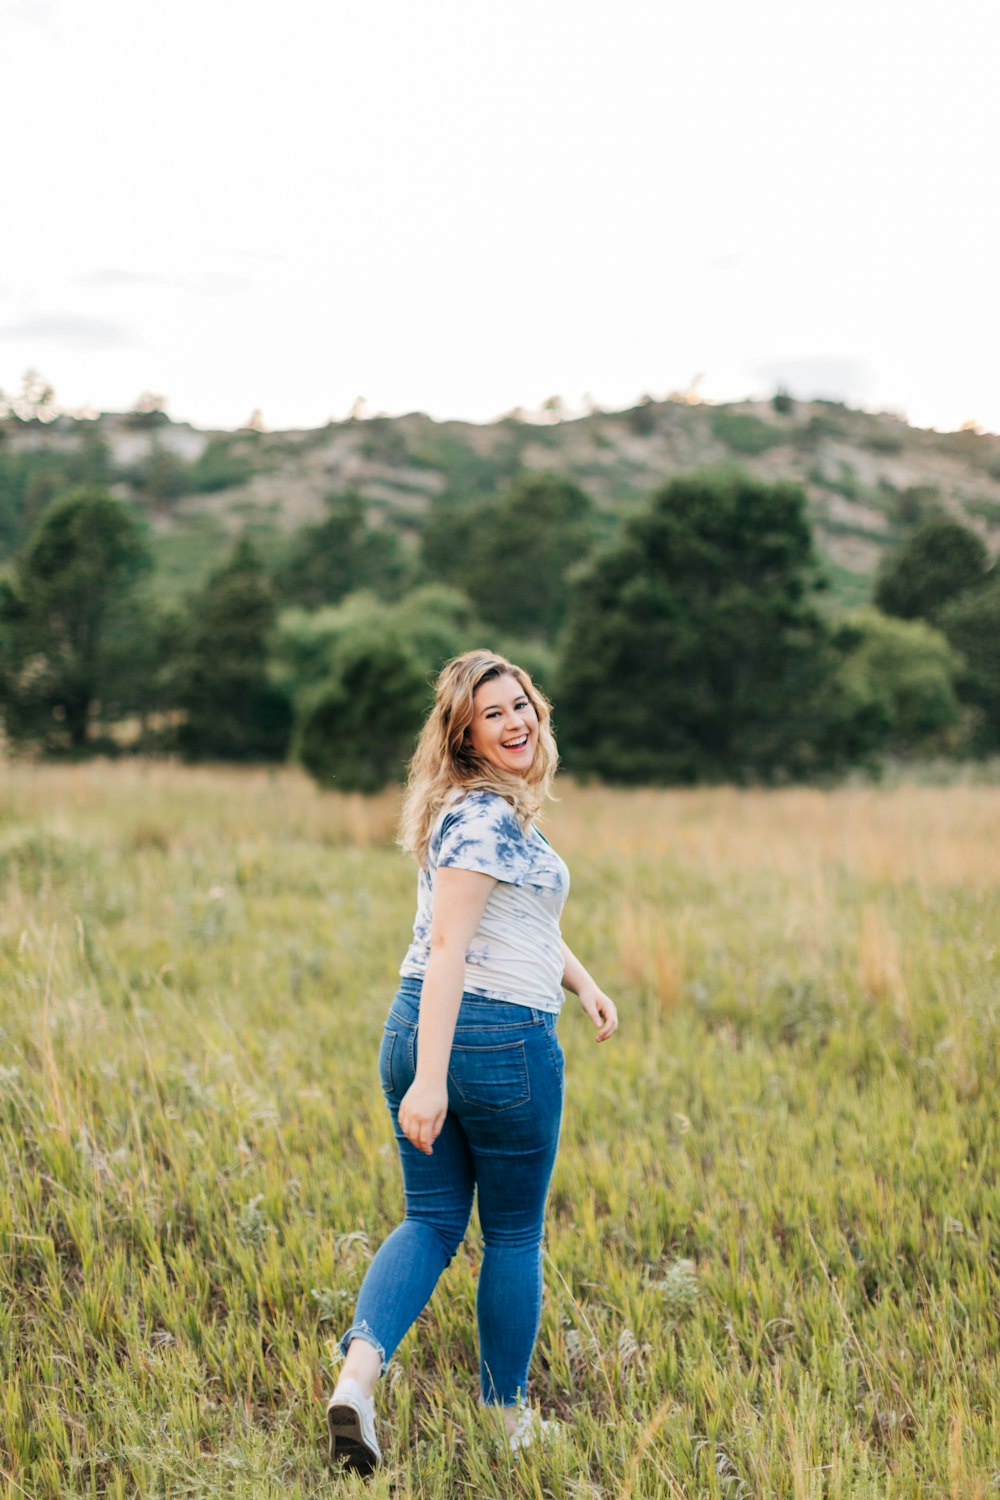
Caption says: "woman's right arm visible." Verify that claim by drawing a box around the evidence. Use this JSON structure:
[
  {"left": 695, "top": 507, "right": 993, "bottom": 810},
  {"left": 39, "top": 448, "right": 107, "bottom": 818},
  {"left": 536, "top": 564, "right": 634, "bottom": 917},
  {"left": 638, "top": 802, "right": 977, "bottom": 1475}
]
[{"left": 397, "top": 866, "right": 496, "bottom": 1155}]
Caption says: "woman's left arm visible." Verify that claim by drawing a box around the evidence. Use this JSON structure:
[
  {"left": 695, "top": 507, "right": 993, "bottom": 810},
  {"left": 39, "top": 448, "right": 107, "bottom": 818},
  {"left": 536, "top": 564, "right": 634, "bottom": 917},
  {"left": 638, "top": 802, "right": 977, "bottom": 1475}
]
[{"left": 560, "top": 937, "right": 619, "bottom": 1042}]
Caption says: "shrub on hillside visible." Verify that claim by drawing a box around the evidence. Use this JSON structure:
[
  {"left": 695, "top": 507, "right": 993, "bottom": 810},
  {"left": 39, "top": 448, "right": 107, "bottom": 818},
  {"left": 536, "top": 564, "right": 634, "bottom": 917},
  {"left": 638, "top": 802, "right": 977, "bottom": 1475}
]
[
  {"left": 709, "top": 411, "right": 785, "bottom": 455},
  {"left": 889, "top": 485, "right": 944, "bottom": 530},
  {"left": 188, "top": 440, "right": 253, "bottom": 494},
  {"left": 875, "top": 516, "right": 990, "bottom": 622},
  {"left": 137, "top": 444, "right": 189, "bottom": 505}
]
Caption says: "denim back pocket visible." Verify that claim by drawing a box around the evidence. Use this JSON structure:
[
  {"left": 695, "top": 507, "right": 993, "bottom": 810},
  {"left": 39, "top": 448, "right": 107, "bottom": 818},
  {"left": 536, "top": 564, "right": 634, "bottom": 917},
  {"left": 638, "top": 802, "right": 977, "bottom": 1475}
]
[
  {"left": 448, "top": 1039, "right": 530, "bottom": 1113},
  {"left": 379, "top": 1027, "right": 398, "bottom": 1097}
]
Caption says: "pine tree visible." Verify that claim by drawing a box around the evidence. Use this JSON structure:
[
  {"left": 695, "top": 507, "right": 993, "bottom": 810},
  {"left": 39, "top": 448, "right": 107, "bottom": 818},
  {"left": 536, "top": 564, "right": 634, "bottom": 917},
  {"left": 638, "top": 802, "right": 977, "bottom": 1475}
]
[
  {"left": 175, "top": 538, "right": 291, "bottom": 760},
  {"left": 0, "top": 487, "right": 149, "bottom": 750},
  {"left": 556, "top": 472, "right": 862, "bottom": 783}
]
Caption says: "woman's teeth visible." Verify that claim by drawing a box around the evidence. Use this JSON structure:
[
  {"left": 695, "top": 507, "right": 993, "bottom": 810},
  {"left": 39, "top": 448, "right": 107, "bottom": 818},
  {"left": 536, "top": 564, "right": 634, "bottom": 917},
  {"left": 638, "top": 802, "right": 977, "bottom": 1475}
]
[{"left": 503, "top": 735, "right": 528, "bottom": 749}]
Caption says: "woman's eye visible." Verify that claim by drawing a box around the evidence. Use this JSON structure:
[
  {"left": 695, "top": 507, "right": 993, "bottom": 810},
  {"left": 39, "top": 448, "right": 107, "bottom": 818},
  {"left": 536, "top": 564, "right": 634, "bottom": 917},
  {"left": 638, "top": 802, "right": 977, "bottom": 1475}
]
[{"left": 486, "top": 701, "right": 529, "bottom": 719}]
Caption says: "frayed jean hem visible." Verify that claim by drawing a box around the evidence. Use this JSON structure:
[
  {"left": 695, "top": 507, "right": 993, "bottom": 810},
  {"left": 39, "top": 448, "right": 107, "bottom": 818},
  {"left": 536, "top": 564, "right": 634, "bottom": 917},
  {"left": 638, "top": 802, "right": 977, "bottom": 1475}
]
[{"left": 338, "top": 1320, "right": 388, "bottom": 1377}]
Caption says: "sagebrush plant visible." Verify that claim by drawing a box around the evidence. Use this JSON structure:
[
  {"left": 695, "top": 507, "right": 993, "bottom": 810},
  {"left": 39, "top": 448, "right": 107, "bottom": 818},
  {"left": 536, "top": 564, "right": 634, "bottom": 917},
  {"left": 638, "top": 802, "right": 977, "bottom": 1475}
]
[{"left": 0, "top": 763, "right": 997, "bottom": 1498}]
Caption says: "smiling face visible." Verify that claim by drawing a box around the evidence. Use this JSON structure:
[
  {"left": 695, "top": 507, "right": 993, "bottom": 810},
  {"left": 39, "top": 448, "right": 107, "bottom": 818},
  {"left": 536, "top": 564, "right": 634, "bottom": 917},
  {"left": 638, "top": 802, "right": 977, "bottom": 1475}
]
[{"left": 466, "top": 671, "right": 540, "bottom": 776}]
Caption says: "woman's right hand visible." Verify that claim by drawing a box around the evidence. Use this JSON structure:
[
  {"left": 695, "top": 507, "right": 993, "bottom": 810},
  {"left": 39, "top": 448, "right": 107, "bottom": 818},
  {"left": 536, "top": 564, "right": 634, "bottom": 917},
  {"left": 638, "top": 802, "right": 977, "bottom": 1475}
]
[{"left": 398, "top": 1077, "right": 449, "bottom": 1155}]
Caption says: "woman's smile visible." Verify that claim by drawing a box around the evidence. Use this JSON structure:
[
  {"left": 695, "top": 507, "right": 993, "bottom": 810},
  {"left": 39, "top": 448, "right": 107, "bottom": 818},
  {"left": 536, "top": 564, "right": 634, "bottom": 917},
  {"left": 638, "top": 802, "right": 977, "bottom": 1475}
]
[{"left": 467, "top": 673, "right": 539, "bottom": 774}]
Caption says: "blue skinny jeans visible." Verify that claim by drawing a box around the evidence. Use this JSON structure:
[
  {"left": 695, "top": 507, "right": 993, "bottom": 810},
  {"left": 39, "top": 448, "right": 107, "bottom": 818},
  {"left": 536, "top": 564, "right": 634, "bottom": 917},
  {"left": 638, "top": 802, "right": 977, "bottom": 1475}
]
[{"left": 339, "top": 976, "right": 565, "bottom": 1405}]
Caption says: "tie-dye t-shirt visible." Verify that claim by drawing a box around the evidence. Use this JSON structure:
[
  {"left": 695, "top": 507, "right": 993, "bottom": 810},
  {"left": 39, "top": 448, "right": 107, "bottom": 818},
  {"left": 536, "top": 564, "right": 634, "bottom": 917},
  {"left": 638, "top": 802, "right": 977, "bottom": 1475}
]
[{"left": 399, "top": 789, "right": 571, "bottom": 1012}]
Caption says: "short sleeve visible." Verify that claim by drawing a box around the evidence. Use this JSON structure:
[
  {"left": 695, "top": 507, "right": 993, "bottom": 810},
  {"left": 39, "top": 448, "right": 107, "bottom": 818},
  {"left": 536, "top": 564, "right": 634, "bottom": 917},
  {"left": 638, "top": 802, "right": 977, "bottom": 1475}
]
[{"left": 436, "top": 792, "right": 532, "bottom": 885}]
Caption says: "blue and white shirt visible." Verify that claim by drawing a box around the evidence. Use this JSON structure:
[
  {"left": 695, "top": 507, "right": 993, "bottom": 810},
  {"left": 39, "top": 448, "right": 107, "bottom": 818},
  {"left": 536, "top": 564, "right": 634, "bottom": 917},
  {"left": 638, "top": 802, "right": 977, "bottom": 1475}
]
[{"left": 399, "top": 789, "right": 571, "bottom": 1012}]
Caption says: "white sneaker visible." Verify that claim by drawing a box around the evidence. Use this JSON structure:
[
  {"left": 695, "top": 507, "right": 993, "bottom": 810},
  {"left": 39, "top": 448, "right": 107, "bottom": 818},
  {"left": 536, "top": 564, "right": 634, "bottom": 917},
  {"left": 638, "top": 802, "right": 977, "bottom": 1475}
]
[
  {"left": 508, "top": 1404, "right": 559, "bottom": 1455},
  {"left": 326, "top": 1377, "right": 382, "bottom": 1474}
]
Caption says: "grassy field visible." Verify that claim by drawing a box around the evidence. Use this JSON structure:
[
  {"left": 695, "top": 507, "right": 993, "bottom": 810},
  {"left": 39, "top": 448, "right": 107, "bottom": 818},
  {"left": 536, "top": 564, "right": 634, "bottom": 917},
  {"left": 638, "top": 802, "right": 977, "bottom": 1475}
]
[{"left": 0, "top": 764, "right": 998, "bottom": 1498}]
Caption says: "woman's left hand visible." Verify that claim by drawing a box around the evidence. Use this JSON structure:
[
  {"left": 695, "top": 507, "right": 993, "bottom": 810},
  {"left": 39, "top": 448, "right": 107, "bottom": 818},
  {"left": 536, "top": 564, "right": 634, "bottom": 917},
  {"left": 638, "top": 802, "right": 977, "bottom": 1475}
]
[{"left": 578, "top": 986, "right": 618, "bottom": 1042}]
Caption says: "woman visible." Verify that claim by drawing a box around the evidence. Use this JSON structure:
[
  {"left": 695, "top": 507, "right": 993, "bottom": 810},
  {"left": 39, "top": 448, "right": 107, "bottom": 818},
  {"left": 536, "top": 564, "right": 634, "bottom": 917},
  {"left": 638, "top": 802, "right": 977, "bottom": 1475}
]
[{"left": 326, "top": 650, "right": 618, "bottom": 1472}]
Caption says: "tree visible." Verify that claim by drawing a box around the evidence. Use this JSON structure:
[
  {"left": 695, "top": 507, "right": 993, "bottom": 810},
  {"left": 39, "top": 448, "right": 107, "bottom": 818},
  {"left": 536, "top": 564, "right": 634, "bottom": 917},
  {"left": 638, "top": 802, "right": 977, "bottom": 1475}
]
[
  {"left": 938, "top": 579, "right": 1000, "bottom": 752},
  {"left": 833, "top": 609, "right": 963, "bottom": 755},
  {"left": 422, "top": 473, "right": 595, "bottom": 643},
  {"left": 555, "top": 471, "right": 863, "bottom": 783},
  {"left": 139, "top": 443, "right": 189, "bottom": 507},
  {"left": 174, "top": 537, "right": 292, "bottom": 760},
  {"left": 874, "top": 516, "right": 990, "bottom": 622},
  {"left": 273, "top": 585, "right": 479, "bottom": 700},
  {"left": 0, "top": 487, "right": 150, "bottom": 751},
  {"left": 294, "top": 630, "right": 429, "bottom": 792},
  {"left": 274, "top": 492, "right": 408, "bottom": 609},
  {"left": 66, "top": 423, "right": 111, "bottom": 488},
  {"left": 125, "top": 392, "right": 170, "bottom": 429}
]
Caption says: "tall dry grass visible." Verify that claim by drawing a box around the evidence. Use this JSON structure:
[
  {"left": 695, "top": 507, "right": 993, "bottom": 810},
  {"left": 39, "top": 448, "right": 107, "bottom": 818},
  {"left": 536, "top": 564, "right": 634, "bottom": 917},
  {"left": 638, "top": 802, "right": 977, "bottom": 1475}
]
[{"left": 0, "top": 762, "right": 997, "bottom": 1497}]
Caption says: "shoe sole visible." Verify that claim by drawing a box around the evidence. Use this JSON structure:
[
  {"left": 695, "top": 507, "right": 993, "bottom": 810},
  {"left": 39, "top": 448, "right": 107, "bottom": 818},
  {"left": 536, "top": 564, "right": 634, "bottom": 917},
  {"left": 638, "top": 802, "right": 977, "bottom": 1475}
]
[{"left": 327, "top": 1401, "right": 381, "bottom": 1475}]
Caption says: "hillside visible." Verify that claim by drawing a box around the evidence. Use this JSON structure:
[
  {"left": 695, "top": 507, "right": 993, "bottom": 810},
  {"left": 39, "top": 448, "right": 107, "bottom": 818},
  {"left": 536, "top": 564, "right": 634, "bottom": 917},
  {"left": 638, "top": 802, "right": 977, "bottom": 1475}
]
[{"left": 4, "top": 395, "right": 1000, "bottom": 610}]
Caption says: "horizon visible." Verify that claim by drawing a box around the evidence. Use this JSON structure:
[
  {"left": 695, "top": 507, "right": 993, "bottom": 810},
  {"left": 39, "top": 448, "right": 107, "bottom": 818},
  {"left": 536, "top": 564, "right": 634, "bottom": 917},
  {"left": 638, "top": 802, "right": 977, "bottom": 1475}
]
[{"left": 6, "top": 387, "right": 995, "bottom": 443}]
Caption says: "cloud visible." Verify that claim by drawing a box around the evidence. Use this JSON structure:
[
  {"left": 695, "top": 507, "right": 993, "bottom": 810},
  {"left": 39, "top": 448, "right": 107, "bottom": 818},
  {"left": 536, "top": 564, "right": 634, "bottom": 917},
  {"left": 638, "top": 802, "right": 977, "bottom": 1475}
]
[
  {"left": 8, "top": 0, "right": 55, "bottom": 32},
  {"left": 0, "top": 314, "right": 135, "bottom": 349},
  {"left": 78, "top": 267, "right": 245, "bottom": 295},
  {"left": 80, "top": 268, "right": 169, "bottom": 288},
  {"left": 752, "top": 357, "right": 873, "bottom": 404}
]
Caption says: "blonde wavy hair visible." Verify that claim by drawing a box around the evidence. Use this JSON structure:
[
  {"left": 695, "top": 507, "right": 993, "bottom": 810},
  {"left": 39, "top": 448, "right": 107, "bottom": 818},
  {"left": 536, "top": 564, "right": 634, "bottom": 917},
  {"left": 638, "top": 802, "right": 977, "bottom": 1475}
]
[{"left": 399, "top": 650, "right": 559, "bottom": 867}]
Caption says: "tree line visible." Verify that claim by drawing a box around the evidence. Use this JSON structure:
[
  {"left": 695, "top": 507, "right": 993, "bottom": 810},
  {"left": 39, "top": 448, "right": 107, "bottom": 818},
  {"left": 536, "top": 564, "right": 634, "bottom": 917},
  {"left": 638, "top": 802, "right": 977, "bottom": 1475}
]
[{"left": 0, "top": 472, "right": 997, "bottom": 788}]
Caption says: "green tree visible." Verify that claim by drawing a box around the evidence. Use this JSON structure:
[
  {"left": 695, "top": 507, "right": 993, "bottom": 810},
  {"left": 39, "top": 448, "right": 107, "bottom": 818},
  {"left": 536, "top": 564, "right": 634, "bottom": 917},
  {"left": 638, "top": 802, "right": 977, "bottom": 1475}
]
[
  {"left": 555, "top": 471, "right": 864, "bottom": 783},
  {"left": 834, "top": 609, "right": 963, "bottom": 755},
  {"left": 284, "top": 583, "right": 557, "bottom": 792},
  {"left": 275, "top": 583, "right": 554, "bottom": 760},
  {"left": 274, "top": 492, "right": 408, "bottom": 608},
  {"left": 66, "top": 423, "right": 112, "bottom": 488},
  {"left": 273, "top": 585, "right": 479, "bottom": 701},
  {"left": 938, "top": 579, "right": 1000, "bottom": 752},
  {"left": 0, "top": 426, "right": 109, "bottom": 557},
  {"left": 294, "top": 630, "right": 429, "bottom": 792},
  {"left": 874, "top": 516, "right": 990, "bottom": 622},
  {"left": 889, "top": 484, "right": 943, "bottom": 529},
  {"left": 175, "top": 538, "right": 292, "bottom": 761},
  {"left": 422, "top": 473, "right": 595, "bottom": 642},
  {"left": 187, "top": 438, "right": 251, "bottom": 494},
  {"left": 139, "top": 443, "right": 189, "bottom": 507},
  {"left": 0, "top": 488, "right": 151, "bottom": 751}
]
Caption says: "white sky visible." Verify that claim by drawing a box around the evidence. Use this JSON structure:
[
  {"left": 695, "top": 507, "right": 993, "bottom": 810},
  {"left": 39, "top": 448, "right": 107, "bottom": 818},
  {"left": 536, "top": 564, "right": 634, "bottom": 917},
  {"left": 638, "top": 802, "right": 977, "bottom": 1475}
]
[{"left": 3, "top": 0, "right": 999, "bottom": 434}]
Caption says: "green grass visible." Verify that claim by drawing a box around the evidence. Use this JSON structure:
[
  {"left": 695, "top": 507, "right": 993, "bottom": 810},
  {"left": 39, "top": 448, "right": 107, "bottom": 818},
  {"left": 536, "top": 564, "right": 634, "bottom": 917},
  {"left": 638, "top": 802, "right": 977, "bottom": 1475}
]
[{"left": 0, "top": 767, "right": 998, "bottom": 1497}]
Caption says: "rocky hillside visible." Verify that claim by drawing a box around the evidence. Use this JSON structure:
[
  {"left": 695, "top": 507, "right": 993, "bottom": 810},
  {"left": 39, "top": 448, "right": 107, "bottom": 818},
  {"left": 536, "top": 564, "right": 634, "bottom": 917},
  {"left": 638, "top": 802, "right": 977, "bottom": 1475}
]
[{"left": 4, "top": 395, "right": 1000, "bottom": 609}]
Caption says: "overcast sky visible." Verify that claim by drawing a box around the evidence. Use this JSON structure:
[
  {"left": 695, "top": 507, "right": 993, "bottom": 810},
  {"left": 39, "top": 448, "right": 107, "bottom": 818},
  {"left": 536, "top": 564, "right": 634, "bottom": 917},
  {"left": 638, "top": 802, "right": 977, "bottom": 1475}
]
[{"left": 3, "top": 0, "right": 998, "bottom": 433}]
